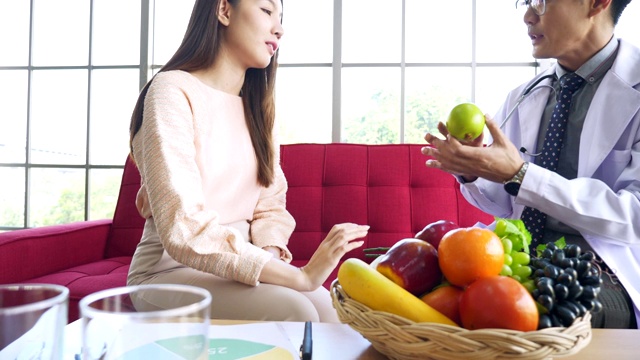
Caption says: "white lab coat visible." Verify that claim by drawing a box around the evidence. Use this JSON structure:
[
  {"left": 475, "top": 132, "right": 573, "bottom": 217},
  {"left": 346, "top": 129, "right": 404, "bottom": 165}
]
[{"left": 461, "top": 39, "right": 640, "bottom": 326}]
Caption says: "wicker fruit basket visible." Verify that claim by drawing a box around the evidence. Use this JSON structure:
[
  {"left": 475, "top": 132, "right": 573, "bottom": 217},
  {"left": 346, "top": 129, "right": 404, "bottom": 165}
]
[{"left": 330, "top": 280, "right": 592, "bottom": 360}]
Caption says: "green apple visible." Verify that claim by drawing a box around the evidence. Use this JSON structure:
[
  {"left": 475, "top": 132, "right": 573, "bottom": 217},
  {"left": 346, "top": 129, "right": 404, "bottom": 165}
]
[{"left": 446, "top": 103, "right": 485, "bottom": 141}]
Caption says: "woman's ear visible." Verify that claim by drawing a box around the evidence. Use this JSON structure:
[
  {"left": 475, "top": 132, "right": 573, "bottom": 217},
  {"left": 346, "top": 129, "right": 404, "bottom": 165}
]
[{"left": 217, "top": 0, "right": 232, "bottom": 26}]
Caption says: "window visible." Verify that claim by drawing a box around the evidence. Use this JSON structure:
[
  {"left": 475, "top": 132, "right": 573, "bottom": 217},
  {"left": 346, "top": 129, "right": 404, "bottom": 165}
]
[
  {"left": 0, "top": 0, "right": 142, "bottom": 229},
  {"left": 1, "top": 0, "right": 639, "bottom": 229},
  {"left": 275, "top": 0, "right": 539, "bottom": 145}
]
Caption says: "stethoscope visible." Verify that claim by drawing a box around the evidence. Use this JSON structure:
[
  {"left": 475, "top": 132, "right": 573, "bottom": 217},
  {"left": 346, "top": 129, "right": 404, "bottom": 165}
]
[{"left": 498, "top": 73, "right": 558, "bottom": 157}]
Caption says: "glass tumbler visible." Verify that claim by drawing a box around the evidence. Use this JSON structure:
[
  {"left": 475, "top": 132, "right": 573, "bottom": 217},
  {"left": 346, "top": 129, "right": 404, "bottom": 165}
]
[
  {"left": 80, "top": 284, "right": 211, "bottom": 360},
  {"left": 0, "top": 283, "right": 69, "bottom": 360}
]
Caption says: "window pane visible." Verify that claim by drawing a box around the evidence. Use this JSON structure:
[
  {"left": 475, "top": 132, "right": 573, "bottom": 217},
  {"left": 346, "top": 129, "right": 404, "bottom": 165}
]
[
  {"left": 32, "top": 0, "right": 89, "bottom": 66},
  {"left": 617, "top": 1, "right": 640, "bottom": 48},
  {"left": 475, "top": 66, "right": 538, "bottom": 118},
  {"left": 93, "top": 0, "right": 141, "bottom": 65},
  {"left": 404, "top": 67, "right": 471, "bottom": 143},
  {"left": 30, "top": 70, "right": 88, "bottom": 164},
  {"left": 476, "top": 2, "right": 534, "bottom": 62},
  {"left": 89, "top": 168, "right": 122, "bottom": 220},
  {"left": 30, "top": 168, "right": 85, "bottom": 227},
  {"left": 342, "top": 0, "right": 401, "bottom": 63},
  {"left": 0, "top": 1, "right": 30, "bottom": 66},
  {"left": 279, "top": 1, "right": 332, "bottom": 64},
  {"left": 152, "top": 0, "right": 196, "bottom": 66},
  {"left": 276, "top": 67, "right": 332, "bottom": 144},
  {"left": 405, "top": 0, "right": 472, "bottom": 63},
  {"left": 342, "top": 68, "right": 401, "bottom": 144},
  {"left": 90, "top": 69, "right": 139, "bottom": 165},
  {"left": 0, "top": 168, "right": 25, "bottom": 227},
  {"left": 0, "top": 70, "right": 28, "bottom": 163}
]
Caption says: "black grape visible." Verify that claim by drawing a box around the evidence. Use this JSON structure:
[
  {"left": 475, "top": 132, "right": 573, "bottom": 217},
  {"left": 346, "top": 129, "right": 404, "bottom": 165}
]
[{"left": 529, "top": 242, "right": 604, "bottom": 330}]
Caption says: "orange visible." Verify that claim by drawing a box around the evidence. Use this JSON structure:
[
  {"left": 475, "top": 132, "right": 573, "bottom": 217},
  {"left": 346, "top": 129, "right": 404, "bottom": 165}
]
[
  {"left": 420, "top": 284, "right": 464, "bottom": 326},
  {"left": 437, "top": 227, "right": 504, "bottom": 287},
  {"left": 459, "top": 276, "right": 539, "bottom": 331}
]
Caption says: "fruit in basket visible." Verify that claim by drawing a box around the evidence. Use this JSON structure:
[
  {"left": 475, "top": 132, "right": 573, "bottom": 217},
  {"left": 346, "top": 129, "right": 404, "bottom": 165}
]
[
  {"left": 420, "top": 284, "right": 464, "bottom": 326},
  {"left": 414, "top": 220, "right": 459, "bottom": 249},
  {"left": 446, "top": 103, "right": 485, "bottom": 141},
  {"left": 459, "top": 275, "right": 539, "bottom": 331},
  {"left": 529, "top": 242, "right": 603, "bottom": 329},
  {"left": 369, "top": 253, "right": 385, "bottom": 269},
  {"left": 375, "top": 238, "right": 442, "bottom": 296},
  {"left": 493, "top": 218, "right": 535, "bottom": 289},
  {"left": 337, "top": 258, "right": 458, "bottom": 326},
  {"left": 438, "top": 228, "right": 504, "bottom": 287}
]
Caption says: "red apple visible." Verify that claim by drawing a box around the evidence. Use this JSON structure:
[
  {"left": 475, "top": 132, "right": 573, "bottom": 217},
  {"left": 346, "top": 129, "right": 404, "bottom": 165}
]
[
  {"left": 420, "top": 284, "right": 464, "bottom": 326},
  {"left": 375, "top": 238, "right": 442, "bottom": 296},
  {"left": 415, "top": 220, "right": 459, "bottom": 249}
]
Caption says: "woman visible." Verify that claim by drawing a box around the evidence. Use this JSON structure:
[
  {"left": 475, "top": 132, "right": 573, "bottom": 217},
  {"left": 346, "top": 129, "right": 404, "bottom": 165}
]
[{"left": 126, "top": 0, "right": 368, "bottom": 322}]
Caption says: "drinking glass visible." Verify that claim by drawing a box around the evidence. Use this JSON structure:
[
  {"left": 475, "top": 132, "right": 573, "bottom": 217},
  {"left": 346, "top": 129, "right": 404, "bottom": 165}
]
[
  {"left": 0, "top": 283, "right": 69, "bottom": 360},
  {"left": 79, "top": 284, "right": 211, "bottom": 360}
]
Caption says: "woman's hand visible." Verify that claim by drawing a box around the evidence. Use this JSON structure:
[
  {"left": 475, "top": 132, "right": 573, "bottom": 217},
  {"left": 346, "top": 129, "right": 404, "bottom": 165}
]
[
  {"left": 300, "top": 223, "right": 369, "bottom": 290},
  {"left": 259, "top": 223, "right": 368, "bottom": 291}
]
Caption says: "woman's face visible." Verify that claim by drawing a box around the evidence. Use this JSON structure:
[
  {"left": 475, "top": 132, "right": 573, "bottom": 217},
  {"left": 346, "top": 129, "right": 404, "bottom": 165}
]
[{"left": 223, "top": 0, "right": 284, "bottom": 69}]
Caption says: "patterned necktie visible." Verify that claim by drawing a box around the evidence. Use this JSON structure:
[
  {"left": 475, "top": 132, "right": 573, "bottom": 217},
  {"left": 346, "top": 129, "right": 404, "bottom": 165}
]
[{"left": 521, "top": 72, "right": 585, "bottom": 247}]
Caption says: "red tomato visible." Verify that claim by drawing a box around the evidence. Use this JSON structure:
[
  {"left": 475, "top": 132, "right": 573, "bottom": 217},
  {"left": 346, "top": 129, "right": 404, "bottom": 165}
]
[{"left": 459, "top": 276, "right": 538, "bottom": 331}]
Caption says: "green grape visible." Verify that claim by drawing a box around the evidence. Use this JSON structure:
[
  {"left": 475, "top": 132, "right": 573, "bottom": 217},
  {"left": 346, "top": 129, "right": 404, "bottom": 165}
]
[
  {"left": 495, "top": 219, "right": 508, "bottom": 236},
  {"left": 511, "top": 274, "right": 522, "bottom": 282},
  {"left": 512, "top": 251, "right": 531, "bottom": 266},
  {"left": 500, "top": 264, "right": 513, "bottom": 276},
  {"left": 501, "top": 237, "right": 513, "bottom": 254},
  {"left": 503, "top": 253, "right": 513, "bottom": 266},
  {"left": 513, "top": 264, "right": 532, "bottom": 280},
  {"left": 522, "top": 279, "right": 535, "bottom": 293}
]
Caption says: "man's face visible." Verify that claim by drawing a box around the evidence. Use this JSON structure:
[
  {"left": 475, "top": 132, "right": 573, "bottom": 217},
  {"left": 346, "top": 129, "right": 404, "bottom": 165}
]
[{"left": 524, "top": 0, "right": 595, "bottom": 70}]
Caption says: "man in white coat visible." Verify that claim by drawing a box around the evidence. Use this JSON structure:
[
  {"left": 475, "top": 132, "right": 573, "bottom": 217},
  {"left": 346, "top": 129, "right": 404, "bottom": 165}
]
[{"left": 423, "top": 0, "right": 639, "bottom": 328}]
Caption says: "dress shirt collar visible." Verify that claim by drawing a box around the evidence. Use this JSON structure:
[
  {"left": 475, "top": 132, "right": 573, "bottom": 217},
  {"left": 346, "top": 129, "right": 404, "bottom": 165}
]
[{"left": 555, "top": 36, "right": 619, "bottom": 83}]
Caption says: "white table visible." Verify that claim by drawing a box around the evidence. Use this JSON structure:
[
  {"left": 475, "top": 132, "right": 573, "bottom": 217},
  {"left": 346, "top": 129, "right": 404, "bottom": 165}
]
[{"left": 64, "top": 319, "right": 640, "bottom": 359}]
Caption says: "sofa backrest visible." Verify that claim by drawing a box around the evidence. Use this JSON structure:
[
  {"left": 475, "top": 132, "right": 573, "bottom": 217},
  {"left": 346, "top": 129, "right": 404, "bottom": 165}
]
[
  {"left": 280, "top": 144, "right": 493, "bottom": 262},
  {"left": 105, "top": 144, "right": 493, "bottom": 261},
  {"left": 105, "top": 156, "right": 145, "bottom": 258}
]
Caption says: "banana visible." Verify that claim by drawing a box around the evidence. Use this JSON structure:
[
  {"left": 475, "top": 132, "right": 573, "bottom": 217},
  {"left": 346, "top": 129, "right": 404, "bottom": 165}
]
[{"left": 337, "top": 258, "right": 459, "bottom": 326}]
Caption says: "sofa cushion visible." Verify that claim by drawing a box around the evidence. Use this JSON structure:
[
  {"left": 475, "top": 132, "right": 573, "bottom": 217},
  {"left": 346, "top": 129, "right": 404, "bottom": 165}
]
[
  {"left": 24, "top": 256, "right": 131, "bottom": 323},
  {"left": 281, "top": 143, "right": 493, "bottom": 265}
]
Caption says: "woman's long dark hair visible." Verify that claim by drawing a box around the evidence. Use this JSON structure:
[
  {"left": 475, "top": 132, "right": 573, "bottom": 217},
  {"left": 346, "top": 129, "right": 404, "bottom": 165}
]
[{"left": 129, "top": 0, "right": 279, "bottom": 187}]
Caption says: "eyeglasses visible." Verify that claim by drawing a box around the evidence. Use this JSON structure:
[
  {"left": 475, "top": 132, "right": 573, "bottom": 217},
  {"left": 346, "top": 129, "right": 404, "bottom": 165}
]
[{"left": 515, "top": 0, "right": 546, "bottom": 16}]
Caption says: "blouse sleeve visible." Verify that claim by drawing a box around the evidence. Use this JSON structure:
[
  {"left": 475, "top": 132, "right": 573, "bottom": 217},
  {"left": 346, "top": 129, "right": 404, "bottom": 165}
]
[
  {"left": 132, "top": 72, "right": 271, "bottom": 286},
  {"left": 249, "top": 157, "right": 296, "bottom": 263}
]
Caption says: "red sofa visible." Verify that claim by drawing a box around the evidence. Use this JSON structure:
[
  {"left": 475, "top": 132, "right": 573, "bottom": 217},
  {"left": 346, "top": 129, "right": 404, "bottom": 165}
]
[{"left": 0, "top": 143, "right": 493, "bottom": 322}]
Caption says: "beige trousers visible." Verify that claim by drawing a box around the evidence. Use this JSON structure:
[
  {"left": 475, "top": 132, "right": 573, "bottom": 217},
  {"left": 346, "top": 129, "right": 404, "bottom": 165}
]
[{"left": 134, "top": 266, "right": 340, "bottom": 323}]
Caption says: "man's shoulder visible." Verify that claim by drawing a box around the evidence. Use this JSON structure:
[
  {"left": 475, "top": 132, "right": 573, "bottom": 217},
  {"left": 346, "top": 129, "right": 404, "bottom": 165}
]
[
  {"left": 618, "top": 38, "right": 640, "bottom": 52},
  {"left": 611, "top": 39, "right": 640, "bottom": 88}
]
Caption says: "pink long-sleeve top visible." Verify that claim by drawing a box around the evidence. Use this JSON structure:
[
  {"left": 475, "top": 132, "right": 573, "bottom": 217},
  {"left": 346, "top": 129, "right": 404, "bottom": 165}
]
[{"left": 128, "top": 70, "right": 295, "bottom": 286}]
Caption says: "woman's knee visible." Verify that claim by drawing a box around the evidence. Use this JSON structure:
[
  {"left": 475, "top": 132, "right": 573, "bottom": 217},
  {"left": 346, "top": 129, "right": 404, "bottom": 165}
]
[{"left": 261, "top": 289, "right": 321, "bottom": 322}]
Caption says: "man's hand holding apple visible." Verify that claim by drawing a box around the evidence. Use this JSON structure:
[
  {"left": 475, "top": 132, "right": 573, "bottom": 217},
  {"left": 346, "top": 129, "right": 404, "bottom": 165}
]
[{"left": 422, "top": 115, "right": 524, "bottom": 184}]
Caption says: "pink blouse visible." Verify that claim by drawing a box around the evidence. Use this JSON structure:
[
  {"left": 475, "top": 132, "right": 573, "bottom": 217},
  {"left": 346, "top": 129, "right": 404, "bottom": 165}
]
[{"left": 129, "top": 70, "right": 295, "bottom": 286}]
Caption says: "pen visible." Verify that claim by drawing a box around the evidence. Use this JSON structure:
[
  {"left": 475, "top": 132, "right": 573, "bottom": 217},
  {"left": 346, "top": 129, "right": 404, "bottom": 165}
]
[{"left": 299, "top": 321, "right": 312, "bottom": 360}]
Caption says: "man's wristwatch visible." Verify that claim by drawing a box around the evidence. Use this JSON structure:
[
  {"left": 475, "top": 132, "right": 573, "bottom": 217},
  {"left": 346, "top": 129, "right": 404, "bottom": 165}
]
[{"left": 503, "top": 162, "right": 529, "bottom": 196}]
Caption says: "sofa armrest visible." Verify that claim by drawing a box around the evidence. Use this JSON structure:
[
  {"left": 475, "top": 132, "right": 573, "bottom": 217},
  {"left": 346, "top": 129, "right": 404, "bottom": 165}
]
[{"left": 0, "top": 219, "right": 112, "bottom": 283}]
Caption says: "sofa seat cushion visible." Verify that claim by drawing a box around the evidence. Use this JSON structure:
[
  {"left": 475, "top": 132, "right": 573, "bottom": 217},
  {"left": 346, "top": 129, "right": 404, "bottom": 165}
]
[{"left": 24, "top": 256, "right": 131, "bottom": 322}]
